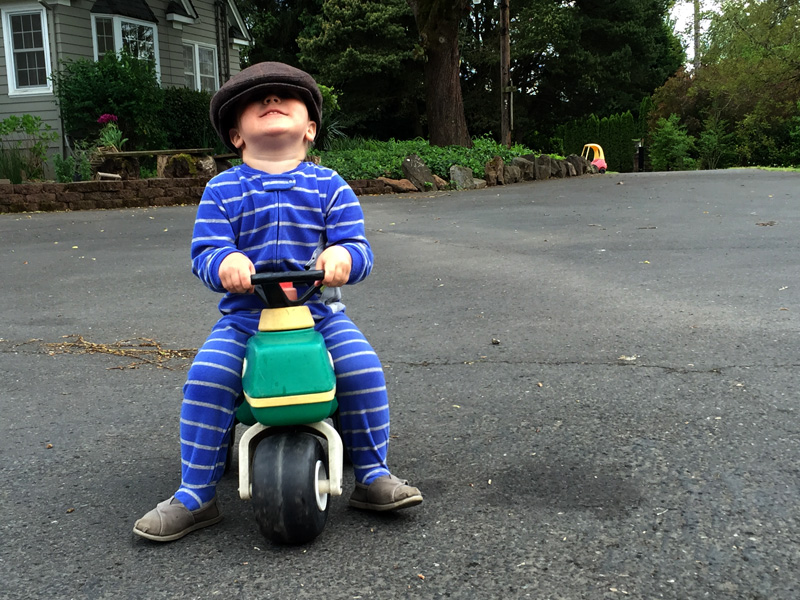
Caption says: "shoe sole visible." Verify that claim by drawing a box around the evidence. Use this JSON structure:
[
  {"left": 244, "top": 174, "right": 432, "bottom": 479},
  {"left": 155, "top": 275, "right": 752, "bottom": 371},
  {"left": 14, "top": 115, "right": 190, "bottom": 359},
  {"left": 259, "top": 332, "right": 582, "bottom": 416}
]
[
  {"left": 349, "top": 495, "right": 423, "bottom": 512},
  {"left": 132, "top": 514, "right": 223, "bottom": 542}
]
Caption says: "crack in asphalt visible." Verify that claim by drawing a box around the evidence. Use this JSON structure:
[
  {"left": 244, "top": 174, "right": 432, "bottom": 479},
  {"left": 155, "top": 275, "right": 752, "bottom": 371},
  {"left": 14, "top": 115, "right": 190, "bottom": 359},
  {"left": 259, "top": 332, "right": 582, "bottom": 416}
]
[
  {"left": 386, "top": 358, "right": 800, "bottom": 373},
  {"left": 4, "top": 339, "right": 797, "bottom": 374}
]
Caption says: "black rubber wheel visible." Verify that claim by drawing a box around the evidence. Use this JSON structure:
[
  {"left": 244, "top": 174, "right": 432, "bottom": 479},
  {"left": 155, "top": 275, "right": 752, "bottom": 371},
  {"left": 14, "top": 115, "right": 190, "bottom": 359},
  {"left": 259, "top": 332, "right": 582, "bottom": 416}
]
[
  {"left": 251, "top": 432, "right": 329, "bottom": 544},
  {"left": 599, "top": 167, "right": 607, "bottom": 174}
]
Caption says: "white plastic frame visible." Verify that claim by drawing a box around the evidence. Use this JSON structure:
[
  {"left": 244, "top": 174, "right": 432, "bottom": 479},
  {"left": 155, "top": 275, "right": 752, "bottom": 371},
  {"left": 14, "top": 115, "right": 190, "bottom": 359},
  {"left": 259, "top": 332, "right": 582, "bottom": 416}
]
[{"left": 238, "top": 420, "right": 344, "bottom": 501}]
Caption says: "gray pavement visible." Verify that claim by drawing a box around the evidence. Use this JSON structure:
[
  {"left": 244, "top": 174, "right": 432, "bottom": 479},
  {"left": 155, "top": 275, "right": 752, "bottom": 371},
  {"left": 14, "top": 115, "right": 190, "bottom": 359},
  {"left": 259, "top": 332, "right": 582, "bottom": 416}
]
[{"left": 1, "top": 168, "right": 799, "bottom": 599}]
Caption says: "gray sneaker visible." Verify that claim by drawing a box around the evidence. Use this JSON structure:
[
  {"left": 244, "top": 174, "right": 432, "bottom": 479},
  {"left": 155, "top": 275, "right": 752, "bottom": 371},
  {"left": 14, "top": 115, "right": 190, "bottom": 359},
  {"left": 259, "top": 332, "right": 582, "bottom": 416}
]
[
  {"left": 133, "top": 496, "right": 222, "bottom": 542},
  {"left": 349, "top": 474, "right": 423, "bottom": 512}
]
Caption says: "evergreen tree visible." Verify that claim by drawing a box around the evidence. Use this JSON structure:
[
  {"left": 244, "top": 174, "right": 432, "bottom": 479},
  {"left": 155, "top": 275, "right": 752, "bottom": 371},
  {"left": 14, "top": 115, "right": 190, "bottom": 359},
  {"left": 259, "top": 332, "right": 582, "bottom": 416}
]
[
  {"left": 236, "top": 0, "right": 322, "bottom": 67},
  {"left": 298, "top": 0, "right": 424, "bottom": 139}
]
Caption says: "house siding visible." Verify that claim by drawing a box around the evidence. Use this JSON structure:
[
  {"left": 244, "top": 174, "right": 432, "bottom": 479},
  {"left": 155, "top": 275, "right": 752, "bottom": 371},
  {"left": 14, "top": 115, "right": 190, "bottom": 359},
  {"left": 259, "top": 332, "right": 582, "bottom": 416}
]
[
  {"left": 0, "top": 1, "right": 64, "bottom": 158},
  {"left": 52, "top": 1, "right": 92, "bottom": 61},
  {"left": 0, "top": 0, "right": 248, "bottom": 175}
]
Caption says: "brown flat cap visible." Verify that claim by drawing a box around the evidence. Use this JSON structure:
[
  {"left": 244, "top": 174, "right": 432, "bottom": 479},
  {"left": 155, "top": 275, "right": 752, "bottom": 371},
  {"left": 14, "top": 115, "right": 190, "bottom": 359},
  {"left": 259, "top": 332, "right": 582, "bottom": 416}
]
[{"left": 210, "top": 62, "right": 323, "bottom": 154}]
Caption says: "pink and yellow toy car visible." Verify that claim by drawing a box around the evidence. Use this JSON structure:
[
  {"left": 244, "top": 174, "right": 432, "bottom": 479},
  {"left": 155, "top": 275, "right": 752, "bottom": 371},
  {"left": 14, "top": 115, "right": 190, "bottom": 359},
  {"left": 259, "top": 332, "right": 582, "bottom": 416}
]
[{"left": 581, "top": 143, "right": 607, "bottom": 174}]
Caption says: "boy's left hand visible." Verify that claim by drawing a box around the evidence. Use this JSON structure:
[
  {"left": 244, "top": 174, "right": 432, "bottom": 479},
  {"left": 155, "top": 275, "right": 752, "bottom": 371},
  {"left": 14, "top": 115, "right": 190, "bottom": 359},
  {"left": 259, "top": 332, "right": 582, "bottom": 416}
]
[{"left": 315, "top": 246, "right": 352, "bottom": 287}]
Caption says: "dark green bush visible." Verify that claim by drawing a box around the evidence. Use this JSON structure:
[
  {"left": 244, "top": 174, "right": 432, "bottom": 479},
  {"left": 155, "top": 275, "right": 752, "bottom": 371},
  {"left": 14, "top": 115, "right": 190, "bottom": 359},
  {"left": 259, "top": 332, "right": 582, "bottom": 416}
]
[
  {"left": 52, "top": 51, "right": 166, "bottom": 150},
  {"left": 160, "top": 87, "right": 221, "bottom": 151},
  {"left": 560, "top": 111, "right": 639, "bottom": 172}
]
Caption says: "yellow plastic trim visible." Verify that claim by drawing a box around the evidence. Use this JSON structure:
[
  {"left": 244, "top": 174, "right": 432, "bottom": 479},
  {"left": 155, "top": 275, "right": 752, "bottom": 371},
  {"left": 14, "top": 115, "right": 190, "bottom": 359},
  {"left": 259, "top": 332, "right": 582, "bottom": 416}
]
[
  {"left": 581, "top": 143, "right": 605, "bottom": 161},
  {"left": 244, "top": 388, "right": 336, "bottom": 408},
  {"left": 258, "top": 306, "right": 315, "bottom": 332}
]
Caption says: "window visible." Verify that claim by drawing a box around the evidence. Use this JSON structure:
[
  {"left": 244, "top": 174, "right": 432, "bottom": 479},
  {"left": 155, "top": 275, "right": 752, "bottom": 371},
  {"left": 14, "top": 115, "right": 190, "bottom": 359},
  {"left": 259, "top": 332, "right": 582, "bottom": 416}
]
[
  {"left": 94, "top": 17, "right": 114, "bottom": 56},
  {"left": 91, "top": 14, "right": 160, "bottom": 76},
  {"left": 183, "top": 42, "right": 218, "bottom": 92},
  {"left": 1, "top": 5, "right": 53, "bottom": 95}
]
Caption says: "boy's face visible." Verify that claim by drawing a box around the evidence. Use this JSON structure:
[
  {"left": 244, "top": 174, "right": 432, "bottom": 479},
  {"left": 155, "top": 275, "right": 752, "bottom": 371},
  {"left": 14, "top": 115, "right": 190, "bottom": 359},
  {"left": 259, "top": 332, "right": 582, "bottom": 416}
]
[{"left": 229, "top": 89, "right": 317, "bottom": 152}]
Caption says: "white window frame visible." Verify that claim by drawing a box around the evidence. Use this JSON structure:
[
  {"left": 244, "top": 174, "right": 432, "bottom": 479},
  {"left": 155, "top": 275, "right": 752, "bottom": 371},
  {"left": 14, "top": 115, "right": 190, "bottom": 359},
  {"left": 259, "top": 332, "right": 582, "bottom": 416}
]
[
  {"left": 90, "top": 13, "right": 160, "bottom": 79},
  {"left": 1, "top": 4, "right": 53, "bottom": 96},
  {"left": 182, "top": 40, "right": 218, "bottom": 92}
]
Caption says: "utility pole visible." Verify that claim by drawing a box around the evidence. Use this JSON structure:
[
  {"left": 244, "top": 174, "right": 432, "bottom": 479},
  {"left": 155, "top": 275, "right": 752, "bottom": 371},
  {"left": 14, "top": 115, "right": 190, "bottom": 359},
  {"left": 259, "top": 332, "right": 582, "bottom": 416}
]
[
  {"left": 499, "top": 0, "right": 512, "bottom": 146},
  {"left": 693, "top": 0, "right": 701, "bottom": 72}
]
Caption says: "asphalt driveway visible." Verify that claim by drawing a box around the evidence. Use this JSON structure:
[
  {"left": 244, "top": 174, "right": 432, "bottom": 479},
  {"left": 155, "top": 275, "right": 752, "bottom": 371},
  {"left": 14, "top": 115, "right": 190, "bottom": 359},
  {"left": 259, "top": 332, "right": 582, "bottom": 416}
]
[{"left": 1, "top": 168, "right": 799, "bottom": 599}]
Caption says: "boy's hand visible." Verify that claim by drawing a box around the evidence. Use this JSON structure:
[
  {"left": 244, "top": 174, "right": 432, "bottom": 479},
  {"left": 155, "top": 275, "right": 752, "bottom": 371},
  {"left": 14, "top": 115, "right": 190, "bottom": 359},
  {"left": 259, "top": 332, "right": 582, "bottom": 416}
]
[
  {"left": 219, "top": 252, "right": 255, "bottom": 293},
  {"left": 315, "top": 246, "right": 352, "bottom": 287}
]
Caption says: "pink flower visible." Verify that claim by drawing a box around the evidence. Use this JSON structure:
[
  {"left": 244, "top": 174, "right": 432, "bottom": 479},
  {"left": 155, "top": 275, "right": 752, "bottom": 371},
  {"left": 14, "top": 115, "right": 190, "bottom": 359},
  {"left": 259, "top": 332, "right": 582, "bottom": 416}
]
[{"left": 97, "top": 114, "right": 118, "bottom": 124}]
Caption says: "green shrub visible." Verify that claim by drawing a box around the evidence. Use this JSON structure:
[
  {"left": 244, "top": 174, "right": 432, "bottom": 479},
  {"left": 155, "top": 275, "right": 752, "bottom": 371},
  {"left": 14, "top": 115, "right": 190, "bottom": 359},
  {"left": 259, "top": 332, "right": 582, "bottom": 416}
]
[
  {"left": 52, "top": 154, "right": 75, "bottom": 183},
  {"left": 316, "top": 85, "right": 347, "bottom": 152},
  {"left": 315, "top": 136, "right": 534, "bottom": 180},
  {"left": 697, "top": 115, "right": 736, "bottom": 170},
  {"left": 0, "top": 114, "right": 58, "bottom": 182},
  {"left": 52, "top": 51, "right": 166, "bottom": 150},
  {"left": 52, "top": 141, "right": 94, "bottom": 182},
  {"left": 734, "top": 108, "right": 794, "bottom": 167},
  {"left": 650, "top": 114, "right": 696, "bottom": 171}
]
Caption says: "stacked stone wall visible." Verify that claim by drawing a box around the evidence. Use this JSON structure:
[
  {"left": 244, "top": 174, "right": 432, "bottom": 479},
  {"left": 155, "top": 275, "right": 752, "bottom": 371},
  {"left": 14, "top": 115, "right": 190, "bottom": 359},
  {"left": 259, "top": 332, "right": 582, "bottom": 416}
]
[{"left": 0, "top": 178, "right": 210, "bottom": 214}]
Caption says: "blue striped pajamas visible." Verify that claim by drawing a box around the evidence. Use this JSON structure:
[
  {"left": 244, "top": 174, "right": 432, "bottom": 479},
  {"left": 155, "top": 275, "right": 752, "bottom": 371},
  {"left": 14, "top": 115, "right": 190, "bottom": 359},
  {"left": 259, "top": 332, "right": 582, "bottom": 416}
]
[
  {"left": 174, "top": 162, "right": 391, "bottom": 511},
  {"left": 175, "top": 311, "right": 391, "bottom": 510}
]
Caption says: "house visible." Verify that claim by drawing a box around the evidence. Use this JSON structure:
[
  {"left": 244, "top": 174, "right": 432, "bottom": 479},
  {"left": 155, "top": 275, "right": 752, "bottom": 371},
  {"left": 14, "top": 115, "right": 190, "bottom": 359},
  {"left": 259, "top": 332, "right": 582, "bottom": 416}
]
[{"left": 0, "top": 0, "right": 251, "bottom": 164}]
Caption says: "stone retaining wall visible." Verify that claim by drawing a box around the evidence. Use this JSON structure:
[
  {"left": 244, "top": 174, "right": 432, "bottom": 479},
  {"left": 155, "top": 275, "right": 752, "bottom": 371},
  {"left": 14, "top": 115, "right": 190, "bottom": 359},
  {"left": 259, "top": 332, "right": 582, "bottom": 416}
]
[
  {"left": 0, "top": 178, "right": 210, "bottom": 214},
  {"left": 0, "top": 154, "right": 597, "bottom": 214},
  {"left": 0, "top": 176, "right": 413, "bottom": 214},
  {"left": 0, "top": 176, "right": 417, "bottom": 213}
]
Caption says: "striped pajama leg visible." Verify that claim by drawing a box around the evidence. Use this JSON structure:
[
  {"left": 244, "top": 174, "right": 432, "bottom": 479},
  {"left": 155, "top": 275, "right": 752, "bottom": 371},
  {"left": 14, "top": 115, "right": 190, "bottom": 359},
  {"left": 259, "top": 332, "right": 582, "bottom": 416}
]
[
  {"left": 317, "top": 311, "right": 392, "bottom": 485},
  {"left": 174, "top": 314, "right": 258, "bottom": 511}
]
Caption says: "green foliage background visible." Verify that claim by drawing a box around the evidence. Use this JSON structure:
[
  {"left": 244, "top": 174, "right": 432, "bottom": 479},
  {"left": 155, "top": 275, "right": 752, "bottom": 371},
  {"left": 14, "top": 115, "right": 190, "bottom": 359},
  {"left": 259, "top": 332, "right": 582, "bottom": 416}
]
[
  {"left": 41, "top": 0, "right": 800, "bottom": 177},
  {"left": 315, "top": 136, "right": 534, "bottom": 180},
  {"left": 650, "top": 0, "right": 800, "bottom": 167}
]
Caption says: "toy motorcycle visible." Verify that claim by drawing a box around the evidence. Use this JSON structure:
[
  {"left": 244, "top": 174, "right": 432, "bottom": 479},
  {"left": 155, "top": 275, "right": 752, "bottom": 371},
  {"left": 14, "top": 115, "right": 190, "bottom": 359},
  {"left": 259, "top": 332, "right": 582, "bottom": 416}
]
[{"left": 233, "top": 270, "right": 344, "bottom": 544}]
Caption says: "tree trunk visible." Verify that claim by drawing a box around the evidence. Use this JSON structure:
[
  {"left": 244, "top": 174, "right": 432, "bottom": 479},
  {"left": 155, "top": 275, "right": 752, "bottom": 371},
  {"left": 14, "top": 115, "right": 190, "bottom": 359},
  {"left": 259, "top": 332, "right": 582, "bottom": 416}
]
[{"left": 407, "top": 0, "right": 472, "bottom": 147}]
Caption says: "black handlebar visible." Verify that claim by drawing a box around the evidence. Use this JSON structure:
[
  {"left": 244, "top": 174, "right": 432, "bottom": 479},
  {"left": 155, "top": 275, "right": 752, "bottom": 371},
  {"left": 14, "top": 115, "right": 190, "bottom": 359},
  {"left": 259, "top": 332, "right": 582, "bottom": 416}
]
[{"left": 250, "top": 270, "right": 325, "bottom": 308}]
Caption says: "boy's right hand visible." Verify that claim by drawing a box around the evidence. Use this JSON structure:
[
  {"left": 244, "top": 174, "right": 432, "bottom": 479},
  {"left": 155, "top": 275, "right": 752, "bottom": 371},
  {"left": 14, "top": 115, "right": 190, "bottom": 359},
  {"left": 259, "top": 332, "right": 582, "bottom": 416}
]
[{"left": 219, "top": 252, "right": 255, "bottom": 294}]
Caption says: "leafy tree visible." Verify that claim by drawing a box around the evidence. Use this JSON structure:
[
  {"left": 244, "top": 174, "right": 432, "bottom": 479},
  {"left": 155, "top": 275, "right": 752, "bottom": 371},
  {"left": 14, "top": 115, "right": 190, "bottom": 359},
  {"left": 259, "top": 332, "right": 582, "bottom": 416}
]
[
  {"left": 523, "top": 0, "right": 683, "bottom": 146},
  {"left": 407, "top": 0, "right": 473, "bottom": 147},
  {"left": 458, "top": 0, "right": 682, "bottom": 148},
  {"left": 651, "top": 0, "right": 800, "bottom": 166},
  {"left": 298, "top": 0, "right": 424, "bottom": 140},
  {"left": 699, "top": 0, "right": 799, "bottom": 121}
]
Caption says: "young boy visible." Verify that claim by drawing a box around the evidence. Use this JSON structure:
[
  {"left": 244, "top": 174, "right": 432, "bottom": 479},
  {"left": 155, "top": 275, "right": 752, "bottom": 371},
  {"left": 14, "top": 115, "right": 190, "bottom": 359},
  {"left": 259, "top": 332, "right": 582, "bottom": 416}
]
[{"left": 133, "top": 62, "right": 422, "bottom": 542}]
